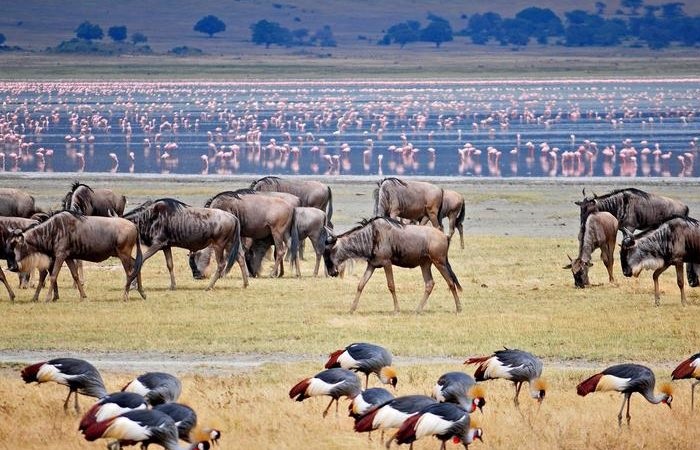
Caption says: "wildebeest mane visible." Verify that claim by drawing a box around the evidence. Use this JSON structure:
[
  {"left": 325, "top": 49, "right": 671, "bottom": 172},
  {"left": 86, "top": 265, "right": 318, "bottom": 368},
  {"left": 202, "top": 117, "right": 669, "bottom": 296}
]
[
  {"left": 250, "top": 176, "right": 282, "bottom": 189},
  {"left": 69, "top": 181, "right": 94, "bottom": 194},
  {"left": 123, "top": 198, "right": 188, "bottom": 218},
  {"left": 204, "top": 189, "right": 257, "bottom": 207},
  {"left": 337, "top": 216, "right": 404, "bottom": 239}
]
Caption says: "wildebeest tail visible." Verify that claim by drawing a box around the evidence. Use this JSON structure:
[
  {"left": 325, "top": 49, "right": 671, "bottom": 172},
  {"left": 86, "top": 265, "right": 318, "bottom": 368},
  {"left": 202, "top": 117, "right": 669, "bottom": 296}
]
[
  {"left": 437, "top": 188, "right": 446, "bottom": 225},
  {"left": 456, "top": 198, "right": 466, "bottom": 227},
  {"left": 127, "top": 233, "right": 144, "bottom": 287},
  {"left": 325, "top": 186, "right": 334, "bottom": 228},
  {"left": 372, "top": 187, "right": 380, "bottom": 216},
  {"left": 225, "top": 221, "right": 242, "bottom": 275},
  {"left": 289, "top": 210, "right": 300, "bottom": 265},
  {"left": 446, "top": 256, "right": 462, "bottom": 292},
  {"left": 687, "top": 262, "right": 700, "bottom": 288}
]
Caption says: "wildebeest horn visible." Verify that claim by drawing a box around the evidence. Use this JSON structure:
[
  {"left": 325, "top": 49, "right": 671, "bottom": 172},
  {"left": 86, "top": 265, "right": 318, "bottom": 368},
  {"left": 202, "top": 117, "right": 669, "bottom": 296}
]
[
  {"left": 582, "top": 187, "right": 586, "bottom": 197},
  {"left": 621, "top": 227, "right": 635, "bottom": 246},
  {"left": 567, "top": 254, "right": 573, "bottom": 262}
]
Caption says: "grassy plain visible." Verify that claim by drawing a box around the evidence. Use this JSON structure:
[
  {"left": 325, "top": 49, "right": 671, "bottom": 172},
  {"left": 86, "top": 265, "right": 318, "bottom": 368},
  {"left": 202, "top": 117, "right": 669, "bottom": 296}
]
[{"left": 0, "top": 175, "right": 698, "bottom": 449}]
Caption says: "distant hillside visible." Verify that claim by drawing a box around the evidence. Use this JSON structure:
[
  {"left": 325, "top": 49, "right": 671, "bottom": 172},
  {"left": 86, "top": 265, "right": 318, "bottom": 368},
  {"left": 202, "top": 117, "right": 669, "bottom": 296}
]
[{"left": 1, "top": 0, "right": 698, "bottom": 54}]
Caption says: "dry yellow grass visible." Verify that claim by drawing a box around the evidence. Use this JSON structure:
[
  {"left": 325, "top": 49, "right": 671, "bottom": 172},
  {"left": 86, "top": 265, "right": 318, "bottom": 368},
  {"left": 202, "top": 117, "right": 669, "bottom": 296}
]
[
  {"left": 0, "top": 176, "right": 699, "bottom": 449},
  {"left": 0, "top": 364, "right": 696, "bottom": 450}
]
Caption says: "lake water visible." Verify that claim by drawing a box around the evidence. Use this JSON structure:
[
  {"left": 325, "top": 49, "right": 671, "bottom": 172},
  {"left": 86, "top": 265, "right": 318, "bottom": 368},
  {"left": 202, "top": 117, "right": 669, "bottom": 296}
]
[{"left": 1, "top": 80, "right": 698, "bottom": 178}]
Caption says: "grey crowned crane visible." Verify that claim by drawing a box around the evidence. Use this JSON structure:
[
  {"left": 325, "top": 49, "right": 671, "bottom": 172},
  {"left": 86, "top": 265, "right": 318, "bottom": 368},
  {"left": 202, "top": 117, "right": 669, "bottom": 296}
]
[
  {"left": 21, "top": 357, "right": 107, "bottom": 413},
  {"left": 577, "top": 363, "right": 673, "bottom": 427},
  {"left": 79, "top": 392, "right": 148, "bottom": 432},
  {"left": 433, "top": 371, "right": 486, "bottom": 413},
  {"left": 393, "top": 402, "right": 483, "bottom": 450},
  {"left": 349, "top": 387, "right": 395, "bottom": 419},
  {"left": 354, "top": 394, "right": 437, "bottom": 448},
  {"left": 154, "top": 403, "right": 222, "bottom": 446},
  {"left": 672, "top": 352, "right": 700, "bottom": 410},
  {"left": 289, "top": 368, "right": 362, "bottom": 417},
  {"left": 122, "top": 372, "right": 182, "bottom": 406},
  {"left": 82, "top": 409, "right": 210, "bottom": 450},
  {"left": 465, "top": 348, "right": 547, "bottom": 406},
  {"left": 325, "top": 342, "right": 398, "bottom": 389}
]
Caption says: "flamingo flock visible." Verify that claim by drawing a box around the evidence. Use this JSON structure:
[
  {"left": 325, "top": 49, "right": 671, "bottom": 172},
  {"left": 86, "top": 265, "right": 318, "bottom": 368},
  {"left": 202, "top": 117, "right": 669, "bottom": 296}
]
[{"left": 0, "top": 80, "right": 698, "bottom": 177}]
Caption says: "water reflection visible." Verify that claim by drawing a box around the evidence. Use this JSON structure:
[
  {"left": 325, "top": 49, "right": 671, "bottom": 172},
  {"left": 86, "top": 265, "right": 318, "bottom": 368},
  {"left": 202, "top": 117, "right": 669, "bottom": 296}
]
[{"left": 0, "top": 80, "right": 698, "bottom": 177}]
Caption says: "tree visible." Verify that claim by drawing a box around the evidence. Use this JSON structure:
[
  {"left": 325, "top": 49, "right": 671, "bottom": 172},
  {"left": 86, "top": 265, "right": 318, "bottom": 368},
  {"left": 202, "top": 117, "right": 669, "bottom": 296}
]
[
  {"left": 131, "top": 32, "right": 148, "bottom": 45},
  {"left": 383, "top": 21, "right": 420, "bottom": 48},
  {"left": 312, "top": 25, "right": 336, "bottom": 47},
  {"left": 108, "top": 26, "right": 127, "bottom": 42},
  {"left": 0, "top": 33, "right": 5, "bottom": 46},
  {"left": 595, "top": 2, "right": 607, "bottom": 15},
  {"left": 622, "top": 0, "right": 644, "bottom": 15},
  {"left": 75, "top": 21, "right": 103, "bottom": 41},
  {"left": 194, "top": 15, "right": 226, "bottom": 38},
  {"left": 250, "top": 19, "right": 291, "bottom": 48},
  {"left": 465, "top": 12, "right": 502, "bottom": 44},
  {"left": 420, "top": 15, "right": 453, "bottom": 48}
]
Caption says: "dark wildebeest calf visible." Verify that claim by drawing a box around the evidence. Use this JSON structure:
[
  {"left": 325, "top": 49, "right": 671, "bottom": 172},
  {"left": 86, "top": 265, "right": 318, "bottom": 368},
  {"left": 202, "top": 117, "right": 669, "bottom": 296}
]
[
  {"left": 250, "top": 176, "right": 333, "bottom": 226},
  {"left": 0, "top": 188, "right": 44, "bottom": 217},
  {"left": 62, "top": 181, "right": 127, "bottom": 216},
  {"left": 576, "top": 187, "right": 699, "bottom": 285},
  {"left": 564, "top": 211, "right": 618, "bottom": 288},
  {"left": 620, "top": 216, "right": 700, "bottom": 306},
  {"left": 324, "top": 217, "right": 462, "bottom": 313},
  {"left": 123, "top": 198, "right": 247, "bottom": 290},
  {"left": 6, "top": 211, "right": 144, "bottom": 302},
  {"left": 374, "top": 178, "right": 444, "bottom": 231}
]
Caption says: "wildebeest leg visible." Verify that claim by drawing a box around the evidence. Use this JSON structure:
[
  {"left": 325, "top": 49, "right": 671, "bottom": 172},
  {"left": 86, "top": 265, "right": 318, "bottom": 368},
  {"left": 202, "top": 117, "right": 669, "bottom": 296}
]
[
  {"left": 652, "top": 266, "right": 669, "bottom": 307},
  {"left": 456, "top": 221, "right": 464, "bottom": 250},
  {"left": 73, "top": 260, "right": 85, "bottom": 288},
  {"left": 206, "top": 245, "right": 226, "bottom": 291},
  {"left": 383, "top": 264, "right": 400, "bottom": 313},
  {"left": 602, "top": 245, "right": 615, "bottom": 283},
  {"left": 433, "top": 260, "right": 462, "bottom": 313},
  {"left": 427, "top": 209, "right": 443, "bottom": 231},
  {"left": 162, "top": 247, "right": 177, "bottom": 290},
  {"left": 0, "top": 267, "right": 16, "bottom": 302},
  {"left": 675, "top": 262, "right": 687, "bottom": 306},
  {"left": 415, "top": 264, "right": 435, "bottom": 313},
  {"left": 44, "top": 255, "right": 66, "bottom": 302},
  {"left": 65, "top": 259, "right": 88, "bottom": 299},
  {"left": 350, "top": 263, "right": 376, "bottom": 313},
  {"left": 271, "top": 234, "right": 287, "bottom": 278},
  {"left": 236, "top": 248, "right": 249, "bottom": 288}
]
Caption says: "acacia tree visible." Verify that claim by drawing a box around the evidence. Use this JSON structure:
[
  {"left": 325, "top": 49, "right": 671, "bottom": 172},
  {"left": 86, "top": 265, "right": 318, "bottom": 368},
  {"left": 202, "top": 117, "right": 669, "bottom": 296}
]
[
  {"left": 108, "top": 25, "right": 127, "bottom": 42},
  {"left": 131, "top": 32, "right": 148, "bottom": 45},
  {"left": 194, "top": 15, "right": 226, "bottom": 38},
  {"left": 420, "top": 15, "right": 453, "bottom": 48},
  {"left": 251, "top": 19, "right": 291, "bottom": 48},
  {"left": 75, "top": 21, "right": 103, "bottom": 41}
]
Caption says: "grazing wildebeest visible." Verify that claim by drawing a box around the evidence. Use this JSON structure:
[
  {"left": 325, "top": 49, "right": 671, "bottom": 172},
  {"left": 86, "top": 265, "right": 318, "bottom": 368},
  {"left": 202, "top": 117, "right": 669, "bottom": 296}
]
[
  {"left": 62, "top": 182, "right": 127, "bottom": 216},
  {"left": 6, "top": 211, "right": 144, "bottom": 302},
  {"left": 250, "top": 176, "right": 333, "bottom": 226},
  {"left": 0, "top": 188, "right": 43, "bottom": 218},
  {"left": 576, "top": 187, "right": 698, "bottom": 285},
  {"left": 123, "top": 198, "right": 247, "bottom": 290},
  {"left": 0, "top": 217, "right": 41, "bottom": 301},
  {"left": 201, "top": 189, "right": 297, "bottom": 278},
  {"left": 620, "top": 216, "right": 700, "bottom": 306},
  {"left": 324, "top": 217, "right": 462, "bottom": 313},
  {"left": 242, "top": 207, "right": 328, "bottom": 277},
  {"left": 373, "top": 178, "right": 444, "bottom": 230},
  {"left": 563, "top": 211, "right": 618, "bottom": 288}
]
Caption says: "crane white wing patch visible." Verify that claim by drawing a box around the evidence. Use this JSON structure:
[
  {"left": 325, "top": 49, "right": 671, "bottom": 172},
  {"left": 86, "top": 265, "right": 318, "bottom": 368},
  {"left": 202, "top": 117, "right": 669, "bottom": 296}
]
[
  {"left": 373, "top": 406, "right": 412, "bottom": 429},
  {"left": 432, "top": 383, "right": 446, "bottom": 402},
  {"left": 105, "top": 416, "right": 152, "bottom": 441},
  {"left": 95, "top": 403, "right": 146, "bottom": 422},
  {"left": 484, "top": 358, "right": 518, "bottom": 380},
  {"left": 337, "top": 351, "right": 358, "bottom": 369},
  {"left": 415, "top": 412, "right": 459, "bottom": 439},
  {"left": 37, "top": 364, "right": 68, "bottom": 385},
  {"left": 305, "top": 377, "right": 342, "bottom": 397},
  {"left": 596, "top": 374, "right": 631, "bottom": 392},
  {"left": 123, "top": 379, "right": 149, "bottom": 396}
]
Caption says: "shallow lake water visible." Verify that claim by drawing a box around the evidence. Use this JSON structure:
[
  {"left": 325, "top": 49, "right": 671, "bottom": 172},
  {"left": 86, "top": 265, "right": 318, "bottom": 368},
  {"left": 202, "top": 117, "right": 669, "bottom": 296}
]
[{"left": 1, "top": 79, "right": 698, "bottom": 178}]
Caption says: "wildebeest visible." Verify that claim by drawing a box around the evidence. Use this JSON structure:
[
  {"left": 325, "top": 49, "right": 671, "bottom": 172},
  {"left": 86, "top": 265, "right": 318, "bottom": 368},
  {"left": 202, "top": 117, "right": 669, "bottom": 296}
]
[
  {"left": 620, "top": 216, "right": 700, "bottom": 306},
  {"left": 0, "top": 217, "right": 41, "bottom": 301},
  {"left": 324, "top": 217, "right": 462, "bottom": 313},
  {"left": 6, "top": 211, "right": 144, "bottom": 302},
  {"left": 0, "top": 188, "right": 44, "bottom": 217},
  {"left": 419, "top": 189, "right": 465, "bottom": 248},
  {"left": 201, "top": 189, "right": 297, "bottom": 278},
  {"left": 564, "top": 211, "right": 618, "bottom": 288},
  {"left": 123, "top": 198, "right": 247, "bottom": 290},
  {"left": 250, "top": 176, "right": 333, "bottom": 226},
  {"left": 576, "top": 187, "right": 698, "bottom": 285},
  {"left": 62, "top": 181, "right": 127, "bottom": 216},
  {"left": 241, "top": 207, "right": 328, "bottom": 277},
  {"left": 373, "top": 178, "right": 444, "bottom": 230}
]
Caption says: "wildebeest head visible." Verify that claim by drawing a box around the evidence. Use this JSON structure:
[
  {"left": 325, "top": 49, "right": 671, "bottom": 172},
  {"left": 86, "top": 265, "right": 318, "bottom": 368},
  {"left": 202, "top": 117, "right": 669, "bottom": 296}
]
[
  {"left": 563, "top": 254, "right": 592, "bottom": 288},
  {"left": 188, "top": 247, "right": 213, "bottom": 280},
  {"left": 7, "top": 229, "right": 50, "bottom": 273},
  {"left": 574, "top": 189, "right": 598, "bottom": 220},
  {"left": 323, "top": 231, "right": 339, "bottom": 277},
  {"left": 619, "top": 228, "right": 642, "bottom": 278}
]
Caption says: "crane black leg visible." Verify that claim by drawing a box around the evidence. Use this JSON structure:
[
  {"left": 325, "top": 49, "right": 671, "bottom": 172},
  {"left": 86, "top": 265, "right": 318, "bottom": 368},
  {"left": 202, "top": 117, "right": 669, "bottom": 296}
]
[
  {"left": 692, "top": 381, "right": 699, "bottom": 410},
  {"left": 322, "top": 397, "right": 336, "bottom": 418},
  {"left": 63, "top": 389, "right": 73, "bottom": 412},
  {"left": 616, "top": 394, "right": 628, "bottom": 428},
  {"left": 74, "top": 389, "right": 80, "bottom": 413},
  {"left": 625, "top": 394, "right": 632, "bottom": 426},
  {"left": 514, "top": 381, "right": 522, "bottom": 406}
]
